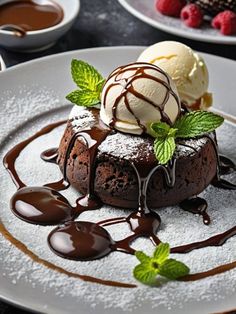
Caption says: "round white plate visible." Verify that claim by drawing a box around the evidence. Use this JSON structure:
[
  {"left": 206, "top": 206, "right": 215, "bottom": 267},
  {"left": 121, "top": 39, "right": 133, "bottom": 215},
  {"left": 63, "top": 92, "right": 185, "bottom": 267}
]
[
  {"left": 0, "top": 47, "right": 236, "bottom": 314},
  {"left": 0, "top": 55, "right": 6, "bottom": 71},
  {"left": 118, "top": 0, "right": 236, "bottom": 45}
]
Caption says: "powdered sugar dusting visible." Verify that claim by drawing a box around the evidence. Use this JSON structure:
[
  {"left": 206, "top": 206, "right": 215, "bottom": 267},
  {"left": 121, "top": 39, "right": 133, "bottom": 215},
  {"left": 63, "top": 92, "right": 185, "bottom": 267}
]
[
  {"left": 69, "top": 106, "right": 96, "bottom": 130},
  {"left": 69, "top": 106, "right": 208, "bottom": 160},
  {"left": 0, "top": 100, "right": 236, "bottom": 314}
]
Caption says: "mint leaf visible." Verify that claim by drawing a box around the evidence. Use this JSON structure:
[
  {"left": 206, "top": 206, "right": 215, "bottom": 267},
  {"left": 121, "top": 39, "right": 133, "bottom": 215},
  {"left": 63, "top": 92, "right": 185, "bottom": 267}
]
[
  {"left": 153, "top": 243, "right": 170, "bottom": 264},
  {"left": 71, "top": 59, "right": 104, "bottom": 92},
  {"left": 66, "top": 90, "right": 100, "bottom": 107},
  {"left": 135, "top": 251, "right": 151, "bottom": 263},
  {"left": 133, "top": 262, "right": 158, "bottom": 285},
  {"left": 66, "top": 59, "right": 105, "bottom": 107},
  {"left": 151, "top": 122, "right": 170, "bottom": 139},
  {"left": 174, "top": 111, "right": 224, "bottom": 138},
  {"left": 159, "top": 258, "right": 190, "bottom": 280},
  {"left": 154, "top": 136, "right": 176, "bottom": 165},
  {"left": 133, "top": 244, "right": 190, "bottom": 286}
]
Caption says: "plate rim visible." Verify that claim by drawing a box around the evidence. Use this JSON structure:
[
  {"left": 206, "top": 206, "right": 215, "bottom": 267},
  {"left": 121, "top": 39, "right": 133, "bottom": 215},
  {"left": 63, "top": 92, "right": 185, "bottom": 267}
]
[
  {"left": 0, "top": 45, "right": 236, "bottom": 314},
  {"left": 118, "top": 0, "right": 236, "bottom": 45},
  {"left": 0, "top": 45, "right": 236, "bottom": 72}
]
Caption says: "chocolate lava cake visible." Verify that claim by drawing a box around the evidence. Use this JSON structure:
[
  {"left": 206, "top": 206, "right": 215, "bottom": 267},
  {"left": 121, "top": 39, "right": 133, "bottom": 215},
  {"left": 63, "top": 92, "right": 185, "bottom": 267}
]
[{"left": 58, "top": 106, "right": 218, "bottom": 209}]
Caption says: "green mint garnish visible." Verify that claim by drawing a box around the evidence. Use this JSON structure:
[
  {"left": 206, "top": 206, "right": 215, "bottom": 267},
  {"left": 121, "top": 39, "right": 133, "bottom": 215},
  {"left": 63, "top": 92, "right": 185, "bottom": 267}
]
[
  {"left": 154, "top": 136, "right": 176, "bottom": 165},
  {"left": 174, "top": 110, "right": 224, "bottom": 138},
  {"left": 66, "top": 59, "right": 105, "bottom": 107},
  {"left": 151, "top": 111, "right": 224, "bottom": 165},
  {"left": 133, "top": 243, "right": 190, "bottom": 286}
]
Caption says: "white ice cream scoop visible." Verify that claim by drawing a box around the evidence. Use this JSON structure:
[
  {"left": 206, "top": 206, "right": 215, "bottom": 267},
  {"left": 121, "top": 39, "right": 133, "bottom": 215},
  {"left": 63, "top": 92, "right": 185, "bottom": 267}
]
[
  {"left": 100, "top": 62, "right": 181, "bottom": 135},
  {"left": 138, "top": 41, "right": 212, "bottom": 110}
]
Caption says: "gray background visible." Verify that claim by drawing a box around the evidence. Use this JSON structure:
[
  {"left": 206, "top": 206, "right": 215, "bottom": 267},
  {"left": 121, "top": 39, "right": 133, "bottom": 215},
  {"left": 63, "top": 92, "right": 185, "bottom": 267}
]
[{"left": 0, "top": 0, "right": 236, "bottom": 313}]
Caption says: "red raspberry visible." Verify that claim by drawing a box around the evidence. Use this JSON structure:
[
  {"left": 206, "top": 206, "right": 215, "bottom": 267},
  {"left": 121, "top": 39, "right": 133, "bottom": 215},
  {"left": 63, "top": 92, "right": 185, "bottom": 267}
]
[
  {"left": 212, "top": 10, "right": 236, "bottom": 35},
  {"left": 155, "top": 0, "right": 187, "bottom": 17},
  {"left": 180, "top": 4, "right": 203, "bottom": 28}
]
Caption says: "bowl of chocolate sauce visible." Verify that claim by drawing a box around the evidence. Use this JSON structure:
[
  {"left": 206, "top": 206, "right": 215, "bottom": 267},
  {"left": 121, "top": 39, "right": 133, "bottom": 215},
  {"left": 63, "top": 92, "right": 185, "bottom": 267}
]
[{"left": 0, "top": 0, "right": 80, "bottom": 52}]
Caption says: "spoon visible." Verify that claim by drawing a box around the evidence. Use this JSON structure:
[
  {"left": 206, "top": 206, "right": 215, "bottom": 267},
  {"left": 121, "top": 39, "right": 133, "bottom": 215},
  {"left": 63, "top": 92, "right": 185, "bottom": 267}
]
[{"left": 0, "top": 24, "right": 26, "bottom": 37}]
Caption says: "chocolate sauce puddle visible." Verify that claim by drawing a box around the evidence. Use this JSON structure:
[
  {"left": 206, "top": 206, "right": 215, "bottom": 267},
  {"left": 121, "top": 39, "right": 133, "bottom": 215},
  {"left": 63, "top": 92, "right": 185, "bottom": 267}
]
[
  {"left": 11, "top": 186, "right": 74, "bottom": 225},
  {"left": 179, "top": 197, "right": 210, "bottom": 225},
  {"left": 2, "top": 108, "right": 236, "bottom": 287}
]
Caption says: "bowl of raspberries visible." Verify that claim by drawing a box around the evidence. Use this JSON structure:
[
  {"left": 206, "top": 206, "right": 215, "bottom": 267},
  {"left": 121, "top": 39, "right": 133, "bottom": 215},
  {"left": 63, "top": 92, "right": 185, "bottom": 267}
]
[{"left": 156, "top": 0, "right": 236, "bottom": 35}]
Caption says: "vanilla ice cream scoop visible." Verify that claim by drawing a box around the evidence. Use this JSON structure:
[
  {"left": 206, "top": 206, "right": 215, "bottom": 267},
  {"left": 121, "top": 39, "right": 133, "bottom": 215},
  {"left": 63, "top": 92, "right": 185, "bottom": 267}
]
[
  {"left": 138, "top": 41, "right": 212, "bottom": 110},
  {"left": 100, "top": 62, "right": 181, "bottom": 135}
]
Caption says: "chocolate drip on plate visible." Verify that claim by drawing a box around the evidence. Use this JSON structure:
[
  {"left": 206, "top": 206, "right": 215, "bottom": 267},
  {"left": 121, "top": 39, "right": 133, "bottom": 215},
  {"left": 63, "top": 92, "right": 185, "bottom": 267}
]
[
  {"left": 48, "top": 221, "right": 115, "bottom": 260},
  {"left": 219, "top": 155, "right": 236, "bottom": 175},
  {"left": 171, "top": 225, "right": 236, "bottom": 254},
  {"left": 3, "top": 120, "right": 66, "bottom": 189},
  {"left": 212, "top": 178, "right": 236, "bottom": 190},
  {"left": 204, "top": 134, "right": 236, "bottom": 189},
  {"left": 62, "top": 109, "right": 112, "bottom": 210},
  {"left": 11, "top": 186, "right": 74, "bottom": 225},
  {"left": 40, "top": 147, "right": 58, "bottom": 163},
  {"left": 180, "top": 197, "right": 211, "bottom": 225}
]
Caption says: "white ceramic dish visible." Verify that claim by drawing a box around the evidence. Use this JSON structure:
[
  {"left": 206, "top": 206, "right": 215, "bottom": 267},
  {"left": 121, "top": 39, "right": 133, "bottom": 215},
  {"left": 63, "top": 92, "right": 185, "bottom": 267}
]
[
  {"left": 0, "top": 0, "right": 80, "bottom": 52},
  {"left": 118, "top": 0, "right": 236, "bottom": 45},
  {"left": 0, "top": 47, "right": 236, "bottom": 314},
  {"left": 0, "top": 55, "right": 6, "bottom": 71}
]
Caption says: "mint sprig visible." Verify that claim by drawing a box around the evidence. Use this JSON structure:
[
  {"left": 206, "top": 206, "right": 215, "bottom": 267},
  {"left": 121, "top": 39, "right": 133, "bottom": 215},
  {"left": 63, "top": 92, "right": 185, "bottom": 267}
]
[
  {"left": 133, "top": 243, "right": 190, "bottom": 286},
  {"left": 174, "top": 111, "right": 224, "bottom": 138},
  {"left": 151, "top": 111, "right": 224, "bottom": 165},
  {"left": 66, "top": 59, "right": 105, "bottom": 107}
]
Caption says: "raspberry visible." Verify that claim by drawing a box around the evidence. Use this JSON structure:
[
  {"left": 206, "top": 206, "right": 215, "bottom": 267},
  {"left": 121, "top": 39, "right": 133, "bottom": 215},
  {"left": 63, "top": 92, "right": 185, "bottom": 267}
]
[
  {"left": 180, "top": 4, "right": 204, "bottom": 28},
  {"left": 212, "top": 10, "right": 236, "bottom": 35},
  {"left": 155, "top": 0, "right": 187, "bottom": 17}
]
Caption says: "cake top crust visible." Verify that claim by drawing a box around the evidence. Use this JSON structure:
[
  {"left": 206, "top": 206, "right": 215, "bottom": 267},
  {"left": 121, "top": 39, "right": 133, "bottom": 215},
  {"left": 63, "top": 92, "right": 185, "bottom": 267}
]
[{"left": 69, "top": 106, "right": 209, "bottom": 162}]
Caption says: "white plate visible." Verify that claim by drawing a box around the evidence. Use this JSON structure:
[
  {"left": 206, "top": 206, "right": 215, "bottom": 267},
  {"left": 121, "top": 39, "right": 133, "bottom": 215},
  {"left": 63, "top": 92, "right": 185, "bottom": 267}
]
[
  {"left": 118, "top": 0, "right": 236, "bottom": 45},
  {"left": 0, "top": 55, "right": 6, "bottom": 71},
  {"left": 0, "top": 47, "right": 236, "bottom": 314}
]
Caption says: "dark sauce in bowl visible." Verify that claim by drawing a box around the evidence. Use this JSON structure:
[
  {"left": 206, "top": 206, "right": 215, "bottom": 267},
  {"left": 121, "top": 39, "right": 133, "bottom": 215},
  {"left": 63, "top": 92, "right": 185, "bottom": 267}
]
[{"left": 0, "top": 0, "right": 64, "bottom": 32}]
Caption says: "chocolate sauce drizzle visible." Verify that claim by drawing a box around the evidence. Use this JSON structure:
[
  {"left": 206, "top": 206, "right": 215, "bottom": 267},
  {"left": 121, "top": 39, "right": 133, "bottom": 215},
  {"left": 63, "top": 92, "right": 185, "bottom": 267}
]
[
  {"left": 179, "top": 197, "right": 210, "bottom": 225},
  {"left": 103, "top": 63, "right": 181, "bottom": 130},
  {"left": 2, "top": 108, "right": 236, "bottom": 287}
]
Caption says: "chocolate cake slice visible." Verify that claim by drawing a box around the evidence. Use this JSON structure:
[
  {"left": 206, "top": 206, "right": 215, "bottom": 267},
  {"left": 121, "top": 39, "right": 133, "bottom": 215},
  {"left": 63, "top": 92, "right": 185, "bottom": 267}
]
[{"left": 58, "top": 106, "right": 218, "bottom": 209}]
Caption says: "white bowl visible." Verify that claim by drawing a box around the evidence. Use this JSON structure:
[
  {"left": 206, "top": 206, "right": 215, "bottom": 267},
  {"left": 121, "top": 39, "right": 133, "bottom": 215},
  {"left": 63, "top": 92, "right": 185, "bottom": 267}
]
[
  {"left": 0, "top": 55, "right": 6, "bottom": 71},
  {"left": 0, "top": 0, "right": 80, "bottom": 52}
]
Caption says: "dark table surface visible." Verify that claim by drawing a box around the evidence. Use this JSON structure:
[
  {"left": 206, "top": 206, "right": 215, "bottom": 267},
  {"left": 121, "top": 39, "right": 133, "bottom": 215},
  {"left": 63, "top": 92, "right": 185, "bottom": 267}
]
[{"left": 1, "top": 0, "right": 236, "bottom": 313}]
